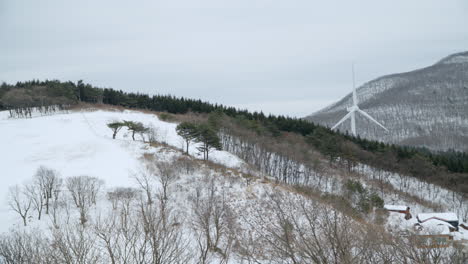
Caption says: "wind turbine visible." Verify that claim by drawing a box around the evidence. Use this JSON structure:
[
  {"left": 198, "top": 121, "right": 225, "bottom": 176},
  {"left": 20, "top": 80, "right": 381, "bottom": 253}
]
[{"left": 331, "top": 65, "right": 388, "bottom": 136}]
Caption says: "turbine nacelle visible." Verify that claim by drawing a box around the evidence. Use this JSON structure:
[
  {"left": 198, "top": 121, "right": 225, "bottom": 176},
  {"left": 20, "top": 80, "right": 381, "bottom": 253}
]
[
  {"left": 331, "top": 65, "right": 388, "bottom": 136},
  {"left": 346, "top": 105, "right": 359, "bottom": 112}
]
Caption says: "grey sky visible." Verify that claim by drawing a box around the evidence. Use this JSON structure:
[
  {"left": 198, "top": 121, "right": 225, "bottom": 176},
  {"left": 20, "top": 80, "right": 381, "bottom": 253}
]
[{"left": 1, "top": 0, "right": 467, "bottom": 117}]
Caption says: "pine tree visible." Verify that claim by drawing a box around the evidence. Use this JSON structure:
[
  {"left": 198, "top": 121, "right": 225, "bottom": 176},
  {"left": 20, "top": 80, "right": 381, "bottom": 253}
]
[
  {"left": 195, "top": 123, "right": 222, "bottom": 161},
  {"left": 124, "top": 121, "right": 148, "bottom": 141},
  {"left": 176, "top": 122, "right": 198, "bottom": 154},
  {"left": 107, "top": 121, "right": 125, "bottom": 139}
]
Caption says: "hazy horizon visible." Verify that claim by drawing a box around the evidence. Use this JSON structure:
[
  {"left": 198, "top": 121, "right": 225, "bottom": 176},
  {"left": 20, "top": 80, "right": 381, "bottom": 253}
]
[{"left": 1, "top": 0, "right": 467, "bottom": 117}]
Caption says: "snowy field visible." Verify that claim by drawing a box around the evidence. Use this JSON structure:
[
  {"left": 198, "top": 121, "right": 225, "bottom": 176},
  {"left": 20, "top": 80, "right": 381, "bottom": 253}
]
[{"left": 0, "top": 108, "right": 244, "bottom": 233}]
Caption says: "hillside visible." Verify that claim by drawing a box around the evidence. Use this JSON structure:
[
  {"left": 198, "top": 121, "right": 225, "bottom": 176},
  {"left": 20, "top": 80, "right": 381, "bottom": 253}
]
[
  {"left": 0, "top": 106, "right": 467, "bottom": 263},
  {"left": 306, "top": 51, "right": 468, "bottom": 152},
  {"left": 0, "top": 107, "right": 243, "bottom": 231}
]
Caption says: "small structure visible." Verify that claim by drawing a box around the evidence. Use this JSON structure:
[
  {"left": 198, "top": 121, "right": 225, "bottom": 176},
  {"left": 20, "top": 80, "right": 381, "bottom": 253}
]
[
  {"left": 414, "top": 219, "right": 455, "bottom": 248},
  {"left": 417, "top": 213, "right": 459, "bottom": 230},
  {"left": 384, "top": 205, "right": 412, "bottom": 220}
]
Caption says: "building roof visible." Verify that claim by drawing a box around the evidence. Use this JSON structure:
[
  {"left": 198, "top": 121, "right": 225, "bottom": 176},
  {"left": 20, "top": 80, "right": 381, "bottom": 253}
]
[
  {"left": 419, "top": 219, "right": 455, "bottom": 235},
  {"left": 417, "top": 213, "right": 458, "bottom": 223},
  {"left": 384, "top": 205, "right": 409, "bottom": 211}
]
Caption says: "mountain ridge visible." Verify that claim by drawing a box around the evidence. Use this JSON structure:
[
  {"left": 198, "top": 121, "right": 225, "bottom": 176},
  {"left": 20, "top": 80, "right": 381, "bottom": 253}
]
[{"left": 306, "top": 51, "right": 468, "bottom": 152}]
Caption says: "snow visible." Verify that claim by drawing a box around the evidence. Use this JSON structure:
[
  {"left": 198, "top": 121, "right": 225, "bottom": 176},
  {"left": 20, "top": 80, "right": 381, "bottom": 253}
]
[
  {"left": 417, "top": 219, "right": 455, "bottom": 235},
  {"left": 384, "top": 205, "right": 409, "bottom": 211},
  {"left": 0, "top": 108, "right": 244, "bottom": 233},
  {"left": 417, "top": 212, "right": 459, "bottom": 222}
]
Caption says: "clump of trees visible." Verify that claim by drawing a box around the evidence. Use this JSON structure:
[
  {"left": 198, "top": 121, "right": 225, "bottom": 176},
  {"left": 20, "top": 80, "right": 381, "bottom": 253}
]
[
  {"left": 7, "top": 166, "right": 101, "bottom": 227},
  {"left": 176, "top": 121, "right": 222, "bottom": 160},
  {"left": 124, "top": 120, "right": 148, "bottom": 141},
  {"left": 344, "top": 179, "right": 384, "bottom": 214},
  {"left": 1, "top": 83, "right": 74, "bottom": 118},
  {"left": 8, "top": 166, "right": 63, "bottom": 226},
  {"left": 107, "top": 120, "right": 149, "bottom": 141},
  {"left": 66, "top": 175, "right": 103, "bottom": 225}
]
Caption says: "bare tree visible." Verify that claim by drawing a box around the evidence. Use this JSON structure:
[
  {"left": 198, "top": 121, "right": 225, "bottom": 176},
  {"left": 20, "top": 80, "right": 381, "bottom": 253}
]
[
  {"left": 155, "top": 161, "right": 178, "bottom": 202},
  {"left": 51, "top": 224, "right": 101, "bottom": 264},
  {"left": 106, "top": 187, "right": 140, "bottom": 225},
  {"left": 24, "top": 182, "right": 44, "bottom": 220},
  {"left": 133, "top": 167, "right": 156, "bottom": 205},
  {"left": 7, "top": 185, "right": 32, "bottom": 226},
  {"left": 192, "top": 181, "right": 234, "bottom": 264},
  {"left": 138, "top": 198, "right": 191, "bottom": 264},
  {"left": 34, "top": 166, "right": 62, "bottom": 215},
  {"left": 66, "top": 175, "right": 103, "bottom": 225}
]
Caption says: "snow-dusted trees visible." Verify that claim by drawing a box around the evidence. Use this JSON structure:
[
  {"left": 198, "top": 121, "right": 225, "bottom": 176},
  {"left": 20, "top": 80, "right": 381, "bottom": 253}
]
[
  {"left": 7, "top": 185, "right": 32, "bottom": 226},
  {"left": 66, "top": 175, "right": 103, "bottom": 225}
]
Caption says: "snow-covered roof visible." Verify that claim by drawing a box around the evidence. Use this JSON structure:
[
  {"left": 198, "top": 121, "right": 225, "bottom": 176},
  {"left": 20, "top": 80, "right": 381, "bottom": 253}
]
[
  {"left": 418, "top": 219, "right": 455, "bottom": 235},
  {"left": 384, "top": 205, "right": 408, "bottom": 211},
  {"left": 417, "top": 213, "right": 458, "bottom": 223},
  {"left": 421, "top": 219, "right": 455, "bottom": 229}
]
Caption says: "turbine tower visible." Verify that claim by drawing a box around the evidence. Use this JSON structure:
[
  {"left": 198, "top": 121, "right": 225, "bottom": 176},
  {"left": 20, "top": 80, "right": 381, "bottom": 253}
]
[{"left": 331, "top": 65, "right": 388, "bottom": 136}]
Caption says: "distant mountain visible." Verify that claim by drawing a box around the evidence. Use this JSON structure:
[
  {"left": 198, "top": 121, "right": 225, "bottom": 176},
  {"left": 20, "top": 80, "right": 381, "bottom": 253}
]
[{"left": 306, "top": 51, "right": 468, "bottom": 152}]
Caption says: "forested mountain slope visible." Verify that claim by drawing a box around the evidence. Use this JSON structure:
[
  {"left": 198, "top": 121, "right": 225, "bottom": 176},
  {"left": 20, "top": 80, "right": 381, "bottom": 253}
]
[{"left": 306, "top": 51, "right": 468, "bottom": 152}]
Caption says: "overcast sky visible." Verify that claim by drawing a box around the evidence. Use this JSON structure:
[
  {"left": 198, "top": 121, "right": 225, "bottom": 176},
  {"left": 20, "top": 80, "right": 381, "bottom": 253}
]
[{"left": 1, "top": 0, "right": 467, "bottom": 117}]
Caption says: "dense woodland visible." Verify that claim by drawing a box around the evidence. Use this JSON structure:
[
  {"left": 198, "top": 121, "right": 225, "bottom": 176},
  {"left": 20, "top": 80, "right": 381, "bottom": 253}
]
[{"left": 1, "top": 80, "right": 467, "bottom": 194}]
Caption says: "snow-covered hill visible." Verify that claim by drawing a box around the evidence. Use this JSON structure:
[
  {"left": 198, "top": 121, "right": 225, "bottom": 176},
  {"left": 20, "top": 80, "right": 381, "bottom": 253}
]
[
  {"left": 0, "top": 108, "right": 244, "bottom": 232},
  {"left": 306, "top": 51, "right": 468, "bottom": 152}
]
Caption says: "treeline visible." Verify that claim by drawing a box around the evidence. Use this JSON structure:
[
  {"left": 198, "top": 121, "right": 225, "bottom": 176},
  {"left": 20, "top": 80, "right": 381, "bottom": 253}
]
[{"left": 1, "top": 80, "right": 468, "bottom": 184}]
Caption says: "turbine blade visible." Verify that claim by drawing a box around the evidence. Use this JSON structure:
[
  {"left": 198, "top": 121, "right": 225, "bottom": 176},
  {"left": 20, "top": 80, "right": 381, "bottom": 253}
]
[
  {"left": 331, "top": 112, "right": 353, "bottom": 130},
  {"left": 352, "top": 64, "right": 358, "bottom": 106},
  {"left": 357, "top": 109, "right": 388, "bottom": 131}
]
